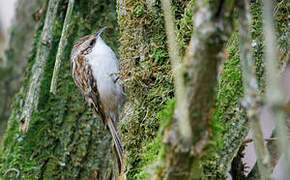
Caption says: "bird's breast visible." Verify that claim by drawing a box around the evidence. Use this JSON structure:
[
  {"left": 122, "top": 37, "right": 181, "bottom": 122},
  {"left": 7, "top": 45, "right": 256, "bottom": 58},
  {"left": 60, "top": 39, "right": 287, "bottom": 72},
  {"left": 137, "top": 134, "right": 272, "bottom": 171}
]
[{"left": 87, "top": 55, "right": 123, "bottom": 109}]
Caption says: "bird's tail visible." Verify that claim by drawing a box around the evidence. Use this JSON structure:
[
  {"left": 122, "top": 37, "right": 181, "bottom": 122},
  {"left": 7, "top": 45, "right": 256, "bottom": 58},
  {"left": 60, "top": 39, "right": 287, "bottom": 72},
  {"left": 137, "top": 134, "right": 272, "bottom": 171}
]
[{"left": 106, "top": 117, "right": 124, "bottom": 174}]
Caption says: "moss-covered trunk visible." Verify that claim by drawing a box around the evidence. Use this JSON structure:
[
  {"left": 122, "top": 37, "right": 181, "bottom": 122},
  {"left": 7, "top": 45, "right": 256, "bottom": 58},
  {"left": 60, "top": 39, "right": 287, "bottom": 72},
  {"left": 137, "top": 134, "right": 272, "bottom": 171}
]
[
  {"left": 116, "top": 1, "right": 172, "bottom": 179},
  {"left": 0, "top": 0, "right": 288, "bottom": 179},
  {"left": 0, "top": 0, "right": 120, "bottom": 179},
  {"left": 204, "top": 0, "right": 289, "bottom": 178},
  {"left": 0, "top": 0, "right": 46, "bottom": 140},
  {"left": 0, "top": 0, "right": 191, "bottom": 179}
]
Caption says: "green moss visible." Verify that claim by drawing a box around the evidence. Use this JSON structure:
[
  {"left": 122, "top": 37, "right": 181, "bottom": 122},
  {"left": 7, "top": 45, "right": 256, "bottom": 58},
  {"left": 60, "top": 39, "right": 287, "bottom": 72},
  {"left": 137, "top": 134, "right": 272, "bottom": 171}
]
[
  {"left": 117, "top": 0, "right": 174, "bottom": 179},
  {"left": 2, "top": 0, "right": 288, "bottom": 179},
  {"left": 0, "top": 1, "right": 120, "bottom": 179},
  {"left": 0, "top": 15, "right": 44, "bottom": 179},
  {"left": 200, "top": 30, "right": 249, "bottom": 179},
  {"left": 134, "top": 5, "right": 144, "bottom": 17},
  {"left": 250, "top": 0, "right": 289, "bottom": 89},
  {"left": 250, "top": 2, "right": 265, "bottom": 88},
  {"left": 213, "top": 34, "right": 243, "bottom": 133},
  {"left": 171, "top": 0, "right": 191, "bottom": 20},
  {"left": 176, "top": 0, "right": 196, "bottom": 54},
  {"left": 204, "top": 1, "right": 289, "bottom": 177},
  {"left": 134, "top": 99, "right": 175, "bottom": 180},
  {"left": 274, "top": 0, "right": 289, "bottom": 59}
]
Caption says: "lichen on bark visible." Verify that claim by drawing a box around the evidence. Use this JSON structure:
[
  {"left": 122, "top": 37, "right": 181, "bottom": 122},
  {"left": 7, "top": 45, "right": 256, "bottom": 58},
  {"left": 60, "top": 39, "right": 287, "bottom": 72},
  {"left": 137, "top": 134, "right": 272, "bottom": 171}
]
[
  {"left": 0, "top": 0, "right": 120, "bottom": 179},
  {"left": 0, "top": 0, "right": 288, "bottom": 179},
  {"left": 116, "top": 0, "right": 174, "bottom": 178},
  {"left": 203, "top": 0, "right": 289, "bottom": 178},
  {"left": 0, "top": 0, "right": 46, "bottom": 140}
]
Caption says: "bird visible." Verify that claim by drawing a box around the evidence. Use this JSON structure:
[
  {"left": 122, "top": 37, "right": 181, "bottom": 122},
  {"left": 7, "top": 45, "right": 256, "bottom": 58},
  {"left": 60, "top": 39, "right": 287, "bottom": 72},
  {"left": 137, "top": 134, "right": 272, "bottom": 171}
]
[{"left": 70, "top": 27, "right": 125, "bottom": 173}]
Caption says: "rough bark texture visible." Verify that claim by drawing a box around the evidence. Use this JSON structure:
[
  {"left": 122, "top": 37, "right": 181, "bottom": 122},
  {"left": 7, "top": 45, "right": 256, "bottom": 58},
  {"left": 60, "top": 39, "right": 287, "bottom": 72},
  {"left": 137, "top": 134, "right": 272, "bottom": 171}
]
[
  {"left": 20, "top": 0, "right": 60, "bottom": 132},
  {"left": 116, "top": 0, "right": 173, "bottom": 179},
  {"left": 0, "top": 0, "right": 288, "bottom": 179},
  {"left": 156, "top": 1, "right": 236, "bottom": 179},
  {"left": 238, "top": 1, "right": 273, "bottom": 179},
  {"left": 204, "top": 0, "right": 289, "bottom": 178},
  {"left": 50, "top": 0, "right": 75, "bottom": 94},
  {"left": 263, "top": 0, "right": 289, "bottom": 177},
  {"left": 0, "top": 0, "right": 46, "bottom": 140},
  {"left": 0, "top": 0, "right": 120, "bottom": 179}
]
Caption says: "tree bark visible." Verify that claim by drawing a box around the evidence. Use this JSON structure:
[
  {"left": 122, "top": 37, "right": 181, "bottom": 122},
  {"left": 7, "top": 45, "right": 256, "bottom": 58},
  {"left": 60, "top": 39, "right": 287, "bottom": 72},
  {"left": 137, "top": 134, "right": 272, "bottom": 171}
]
[
  {"left": 157, "top": 1, "right": 236, "bottom": 179},
  {"left": 238, "top": 1, "right": 272, "bottom": 179},
  {"left": 0, "top": 0, "right": 46, "bottom": 141},
  {"left": 0, "top": 0, "right": 120, "bottom": 179},
  {"left": 203, "top": 1, "right": 289, "bottom": 178},
  {"left": 20, "top": 0, "right": 60, "bottom": 132},
  {"left": 0, "top": 0, "right": 288, "bottom": 179},
  {"left": 116, "top": 0, "right": 174, "bottom": 179}
]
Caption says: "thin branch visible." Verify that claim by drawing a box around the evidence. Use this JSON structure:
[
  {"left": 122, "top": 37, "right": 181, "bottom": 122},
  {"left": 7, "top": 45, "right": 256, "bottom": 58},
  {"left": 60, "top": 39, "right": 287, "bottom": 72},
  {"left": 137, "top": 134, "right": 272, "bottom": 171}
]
[
  {"left": 238, "top": 1, "right": 272, "bottom": 179},
  {"left": 176, "top": 0, "right": 196, "bottom": 54},
  {"left": 247, "top": 130, "right": 281, "bottom": 180},
  {"left": 20, "top": 0, "right": 60, "bottom": 132},
  {"left": 242, "top": 138, "right": 277, "bottom": 145},
  {"left": 262, "top": 0, "right": 290, "bottom": 177},
  {"left": 50, "top": 0, "right": 74, "bottom": 94},
  {"left": 161, "top": 0, "right": 192, "bottom": 141}
]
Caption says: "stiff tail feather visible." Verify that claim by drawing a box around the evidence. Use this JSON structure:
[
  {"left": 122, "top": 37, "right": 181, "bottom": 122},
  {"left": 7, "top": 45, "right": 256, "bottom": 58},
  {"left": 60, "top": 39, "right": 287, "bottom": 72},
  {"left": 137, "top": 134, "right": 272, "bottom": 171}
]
[{"left": 106, "top": 117, "right": 124, "bottom": 173}]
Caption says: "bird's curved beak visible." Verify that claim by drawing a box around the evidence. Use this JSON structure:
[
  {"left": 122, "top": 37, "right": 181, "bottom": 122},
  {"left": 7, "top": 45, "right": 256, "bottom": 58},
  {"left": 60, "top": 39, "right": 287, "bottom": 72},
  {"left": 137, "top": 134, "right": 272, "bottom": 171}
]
[{"left": 96, "top": 27, "right": 107, "bottom": 37}]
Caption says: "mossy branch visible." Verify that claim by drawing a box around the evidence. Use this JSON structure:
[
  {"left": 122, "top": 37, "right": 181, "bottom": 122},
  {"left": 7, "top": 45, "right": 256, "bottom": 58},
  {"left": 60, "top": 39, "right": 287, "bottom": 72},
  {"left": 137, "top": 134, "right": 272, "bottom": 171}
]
[
  {"left": 262, "top": 0, "right": 290, "bottom": 177},
  {"left": 20, "top": 0, "right": 60, "bottom": 132},
  {"left": 157, "top": 0, "right": 236, "bottom": 179},
  {"left": 237, "top": 1, "right": 272, "bottom": 179},
  {"left": 50, "top": 0, "right": 74, "bottom": 94},
  {"left": 247, "top": 130, "right": 281, "bottom": 179},
  {"left": 176, "top": 0, "right": 196, "bottom": 54},
  {"left": 161, "top": 0, "right": 192, "bottom": 142}
]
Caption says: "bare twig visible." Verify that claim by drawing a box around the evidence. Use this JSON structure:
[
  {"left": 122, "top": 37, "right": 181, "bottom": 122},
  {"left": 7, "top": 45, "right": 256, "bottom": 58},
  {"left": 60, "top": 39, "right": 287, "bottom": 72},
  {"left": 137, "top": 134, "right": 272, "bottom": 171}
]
[
  {"left": 50, "top": 0, "right": 74, "bottom": 94},
  {"left": 242, "top": 138, "right": 277, "bottom": 145},
  {"left": 247, "top": 130, "right": 281, "bottom": 180},
  {"left": 238, "top": 1, "right": 272, "bottom": 179},
  {"left": 20, "top": 0, "right": 60, "bottom": 132},
  {"left": 262, "top": 0, "right": 290, "bottom": 177}
]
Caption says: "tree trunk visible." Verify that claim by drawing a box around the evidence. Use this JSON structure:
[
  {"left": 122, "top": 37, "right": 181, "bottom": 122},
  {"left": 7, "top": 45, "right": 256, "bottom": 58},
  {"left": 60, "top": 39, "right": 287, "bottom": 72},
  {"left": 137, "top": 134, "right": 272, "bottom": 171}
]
[
  {"left": 0, "top": 0, "right": 46, "bottom": 141},
  {"left": 155, "top": 0, "right": 235, "bottom": 179},
  {"left": 0, "top": 0, "right": 120, "bottom": 179},
  {"left": 116, "top": 0, "right": 173, "bottom": 179},
  {"left": 204, "top": 0, "right": 289, "bottom": 178},
  {"left": 0, "top": 0, "right": 288, "bottom": 179}
]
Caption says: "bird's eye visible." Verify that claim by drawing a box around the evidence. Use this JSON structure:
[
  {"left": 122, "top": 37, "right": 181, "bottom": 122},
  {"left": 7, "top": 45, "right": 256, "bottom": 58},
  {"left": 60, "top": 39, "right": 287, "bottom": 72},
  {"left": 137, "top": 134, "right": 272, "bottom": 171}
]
[{"left": 89, "top": 39, "right": 96, "bottom": 46}]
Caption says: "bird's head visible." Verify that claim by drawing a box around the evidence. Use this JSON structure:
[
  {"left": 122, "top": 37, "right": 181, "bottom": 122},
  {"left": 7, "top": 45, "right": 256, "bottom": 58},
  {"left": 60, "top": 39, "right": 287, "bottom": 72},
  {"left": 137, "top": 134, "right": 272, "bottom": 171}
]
[{"left": 71, "top": 27, "right": 106, "bottom": 59}]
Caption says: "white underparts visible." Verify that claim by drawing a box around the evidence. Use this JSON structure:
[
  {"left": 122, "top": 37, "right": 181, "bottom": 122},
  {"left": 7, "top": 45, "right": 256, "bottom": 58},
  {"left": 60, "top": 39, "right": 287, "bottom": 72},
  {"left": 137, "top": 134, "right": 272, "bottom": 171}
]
[{"left": 87, "top": 37, "right": 123, "bottom": 116}]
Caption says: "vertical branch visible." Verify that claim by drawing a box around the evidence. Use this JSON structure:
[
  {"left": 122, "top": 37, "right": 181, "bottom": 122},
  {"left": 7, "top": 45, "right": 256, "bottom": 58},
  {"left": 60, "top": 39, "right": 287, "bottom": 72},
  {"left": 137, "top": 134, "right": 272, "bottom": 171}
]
[
  {"left": 238, "top": 1, "right": 272, "bottom": 179},
  {"left": 20, "top": 0, "right": 60, "bottom": 132},
  {"left": 262, "top": 0, "right": 290, "bottom": 176},
  {"left": 50, "top": 0, "right": 74, "bottom": 94},
  {"left": 247, "top": 131, "right": 280, "bottom": 179},
  {"left": 161, "top": 0, "right": 192, "bottom": 141},
  {"left": 157, "top": 0, "right": 236, "bottom": 179},
  {"left": 0, "top": 22, "right": 5, "bottom": 67},
  {"left": 184, "top": 0, "right": 235, "bottom": 145}
]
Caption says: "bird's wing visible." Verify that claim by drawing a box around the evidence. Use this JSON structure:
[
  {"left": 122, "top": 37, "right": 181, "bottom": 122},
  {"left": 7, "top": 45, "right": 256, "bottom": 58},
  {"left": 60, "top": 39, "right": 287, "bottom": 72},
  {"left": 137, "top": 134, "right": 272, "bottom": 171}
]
[
  {"left": 72, "top": 54, "right": 124, "bottom": 171},
  {"left": 71, "top": 55, "right": 106, "bottom": 121}
]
